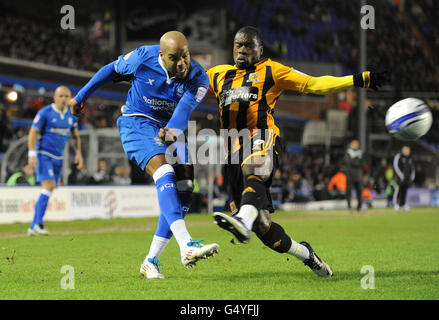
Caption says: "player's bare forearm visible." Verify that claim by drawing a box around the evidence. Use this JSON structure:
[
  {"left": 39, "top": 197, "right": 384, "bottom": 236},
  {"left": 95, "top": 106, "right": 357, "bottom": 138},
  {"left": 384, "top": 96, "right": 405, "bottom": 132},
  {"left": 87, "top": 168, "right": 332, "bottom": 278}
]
[
  {"left": 28, "top": 127, "right": 38, "bottom": 152},
  {"left": 72, "top": 130, "right": 84, "bottom": 169},
  {"left": 27, "top": 127, "right": 39, "bottom": 167},
  {"left": 72, "top": 130, "right": 82, "bottom": 156}
]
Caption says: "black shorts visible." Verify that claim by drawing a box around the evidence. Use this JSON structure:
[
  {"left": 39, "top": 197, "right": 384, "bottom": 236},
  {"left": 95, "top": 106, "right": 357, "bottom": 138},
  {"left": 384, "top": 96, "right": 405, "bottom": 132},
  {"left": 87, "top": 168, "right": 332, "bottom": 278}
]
[{"left": 225, "top": 132, "right": 282, "bottom": 214}]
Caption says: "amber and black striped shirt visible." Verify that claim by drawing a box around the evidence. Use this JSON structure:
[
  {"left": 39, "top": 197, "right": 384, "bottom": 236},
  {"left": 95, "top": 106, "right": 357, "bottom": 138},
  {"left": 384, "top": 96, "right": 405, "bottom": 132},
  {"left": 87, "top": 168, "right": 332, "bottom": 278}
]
[{"left": 207, "top": 58, "right": 312, "bottom": 138}]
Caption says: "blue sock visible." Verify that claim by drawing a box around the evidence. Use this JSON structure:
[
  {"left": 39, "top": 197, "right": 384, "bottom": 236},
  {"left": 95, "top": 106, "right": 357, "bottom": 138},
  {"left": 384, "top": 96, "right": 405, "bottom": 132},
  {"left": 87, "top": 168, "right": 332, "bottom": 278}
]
[
  {"left": 155, "top": 190, "right": 192, "bottom": 239},
  {"left": 31, "top": 190, "right": 51, "bottom": 228},
  {"left": 154, "top": 169, "right": 183, "bottom": 228}
]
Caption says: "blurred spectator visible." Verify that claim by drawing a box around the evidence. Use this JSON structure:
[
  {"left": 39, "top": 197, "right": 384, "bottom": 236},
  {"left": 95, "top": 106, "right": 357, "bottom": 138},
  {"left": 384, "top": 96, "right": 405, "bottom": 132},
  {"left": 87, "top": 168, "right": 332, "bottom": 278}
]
[
  {"left": 393, "top": 146, "right": 415, "bottom": 211},
  {"left": 338, "top": 92, "right": 352, "bottom": 114},
  {"left": 0, "top": 16, "right": 109, "bottom": 71},
  {"left": 68, "top": 162, "right": 90, "bottom": 185},
  {"left": 344, "top": 140, "right": 365, "bottom": 212},
  {"left": 111, "top": 164, "right": 131, "bottom": 185},
  {"left": 361, "top": 187, "right": 373, "bottom": 209},
  {"left": 6, "top": 163, "right": 35, "bottom": 186},
  {"left": 89, "top": 160, "right": 111, "bottom": 184},
  {"left": 328, "top": 171, "right": 347, "bottom": 200}
]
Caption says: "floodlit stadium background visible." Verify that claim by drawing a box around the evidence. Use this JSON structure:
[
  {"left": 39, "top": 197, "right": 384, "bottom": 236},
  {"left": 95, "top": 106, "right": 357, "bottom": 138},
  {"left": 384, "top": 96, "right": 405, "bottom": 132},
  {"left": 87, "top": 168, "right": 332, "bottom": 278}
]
[{"left": 1, "top": 0, "right": 438, "bottom": 222}]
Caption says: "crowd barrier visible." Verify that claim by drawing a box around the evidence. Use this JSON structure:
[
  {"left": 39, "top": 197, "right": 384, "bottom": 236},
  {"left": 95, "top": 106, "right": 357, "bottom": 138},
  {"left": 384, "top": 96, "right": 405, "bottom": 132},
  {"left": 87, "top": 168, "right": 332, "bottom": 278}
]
[
  {"left": 0, "top": 186, "right": 437, "bottom": 224},
  {"left": 0, "top": 185, "right": 159, "bottom": 224}
]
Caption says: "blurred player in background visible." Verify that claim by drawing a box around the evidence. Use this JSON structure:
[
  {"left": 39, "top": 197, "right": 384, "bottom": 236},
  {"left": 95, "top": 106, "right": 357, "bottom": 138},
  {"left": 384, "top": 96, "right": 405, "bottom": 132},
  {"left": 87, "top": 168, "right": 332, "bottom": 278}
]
[
  {"left": 393, "top": 146, "right": 415, "bottom": 211},
  {"left": 344, "top": 139, "right": 365, "bottom": 213},
  {"left": 208, "top": 26, "right": 387, "bottom": 277},
  {"left": 69, "top": 31, "right": 219, "bottom": 279},
  {"left": 27, "top": 86, "right": 83, "bottom": 235}
]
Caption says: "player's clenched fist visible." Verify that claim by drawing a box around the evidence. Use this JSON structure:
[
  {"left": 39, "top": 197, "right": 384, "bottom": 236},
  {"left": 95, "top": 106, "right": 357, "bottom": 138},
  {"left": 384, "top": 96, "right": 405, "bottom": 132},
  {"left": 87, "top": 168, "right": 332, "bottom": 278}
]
[
  {"left": 158, "top": 127, "right": 178, "bottom": 144},
  {"left": 68, "top": 98, "right": 85, "bottom": 115}
]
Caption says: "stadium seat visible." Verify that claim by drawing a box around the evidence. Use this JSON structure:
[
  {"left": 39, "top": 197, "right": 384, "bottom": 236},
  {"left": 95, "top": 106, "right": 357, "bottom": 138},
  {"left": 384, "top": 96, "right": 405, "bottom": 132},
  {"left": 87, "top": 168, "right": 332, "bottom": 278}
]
[
  {"left": 301, "top": 121, "right": 328, "bottom": 146},
  {"left": 326, "top": 110, "right": 348, "bottom": 145}
]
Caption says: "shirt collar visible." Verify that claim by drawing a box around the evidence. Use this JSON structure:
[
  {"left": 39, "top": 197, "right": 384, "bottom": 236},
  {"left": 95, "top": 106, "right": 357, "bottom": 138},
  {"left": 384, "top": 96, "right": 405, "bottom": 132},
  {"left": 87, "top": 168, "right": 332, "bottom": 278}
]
[
  {"left": 158, "top": 55, "right": 175, "bottom": 84},
  {"left": 51, "top": 104, "right": 68, "bottom": 119}
]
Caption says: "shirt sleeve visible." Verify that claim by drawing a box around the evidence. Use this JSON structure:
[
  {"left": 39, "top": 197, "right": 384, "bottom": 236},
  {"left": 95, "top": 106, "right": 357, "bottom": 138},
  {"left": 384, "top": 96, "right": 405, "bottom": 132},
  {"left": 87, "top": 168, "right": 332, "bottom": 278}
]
[
  {"left": 114, "top": 46, "right": 150, "bottom": 75},
  {"left": 31, "top": 109, "right": 46, "bottom": 132},
  {"left": 206, "top": 67, "right": 217, "bottom": 97},
  {"left": 272, "top": 61, "right": 312, "bottom": 93},
  {"left": 166, "top": 70, "right": 210, "bottom": 132}
]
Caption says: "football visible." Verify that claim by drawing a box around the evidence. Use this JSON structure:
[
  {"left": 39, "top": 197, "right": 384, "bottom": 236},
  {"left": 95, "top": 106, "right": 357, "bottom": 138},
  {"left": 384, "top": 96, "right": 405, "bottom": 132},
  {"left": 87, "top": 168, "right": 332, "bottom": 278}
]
[{"left": 385, "top": 97, "right": 433, "bottom": 141}]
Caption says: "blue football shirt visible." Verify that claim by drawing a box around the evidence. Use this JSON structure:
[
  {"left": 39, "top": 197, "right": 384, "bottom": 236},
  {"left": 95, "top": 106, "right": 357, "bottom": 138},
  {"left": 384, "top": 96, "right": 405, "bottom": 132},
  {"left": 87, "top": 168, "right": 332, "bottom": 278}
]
[
  {"left": 114, "top": 45, "right": 209, "bottom": 125},
  {"left": 31, "top": 104, "right": 78, "bottom": 159}
]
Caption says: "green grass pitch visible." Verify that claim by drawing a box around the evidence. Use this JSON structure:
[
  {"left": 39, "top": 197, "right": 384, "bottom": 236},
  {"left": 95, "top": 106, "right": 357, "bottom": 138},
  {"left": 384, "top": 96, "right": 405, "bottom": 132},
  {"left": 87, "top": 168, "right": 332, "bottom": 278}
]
[{"left": 0, "top": 208, "right": 438, "bottom": 300}]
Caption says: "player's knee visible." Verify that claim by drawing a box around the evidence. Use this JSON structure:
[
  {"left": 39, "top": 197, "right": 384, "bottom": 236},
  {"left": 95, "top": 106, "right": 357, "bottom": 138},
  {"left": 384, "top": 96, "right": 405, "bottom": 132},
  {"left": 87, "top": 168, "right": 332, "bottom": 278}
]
[
  {"left": 42, "top": 180, "right": 56, "bottom": 191},
  {"left": 173, "top": 164, "right": 194, "bottom": 181},
  {"left": 241, "top": 156, "right": 273, "bottom": 181},
  {"left": 252, "top": 209, "right": 271, "bottom": 235}
]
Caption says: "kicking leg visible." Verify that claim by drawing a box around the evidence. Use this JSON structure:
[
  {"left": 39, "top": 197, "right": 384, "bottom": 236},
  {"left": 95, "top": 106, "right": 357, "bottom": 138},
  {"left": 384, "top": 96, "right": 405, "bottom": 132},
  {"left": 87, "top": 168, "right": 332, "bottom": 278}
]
[
  {"left": 141, "top": 165, "right": 196, "bottom": 277},
  {"left": 254, "top": 210, "right": 333, "bottom": 278}
]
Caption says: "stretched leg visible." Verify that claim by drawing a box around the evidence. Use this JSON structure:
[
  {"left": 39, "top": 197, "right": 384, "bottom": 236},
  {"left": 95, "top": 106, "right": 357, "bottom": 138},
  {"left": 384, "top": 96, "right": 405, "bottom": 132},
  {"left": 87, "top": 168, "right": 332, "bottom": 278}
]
[
  {"left": 140, "top": 156, "right": 218, "bottom": 279},
  {"left": 214, "top": 134, "right": 332, "bottom": 277},
  {"left": 145, "top": 165, "right": 194, "bottom": 261}
]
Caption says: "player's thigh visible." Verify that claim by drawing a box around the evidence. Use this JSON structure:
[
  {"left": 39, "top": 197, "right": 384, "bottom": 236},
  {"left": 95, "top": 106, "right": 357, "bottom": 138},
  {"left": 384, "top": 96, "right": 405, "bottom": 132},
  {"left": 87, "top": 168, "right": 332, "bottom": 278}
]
[
  {"left": 117, "top": 116, "right": 168, "bottom": 174},
  {"left": 41, "top": 180, "right": 56, "bottom": 191},
  {"left": 36, "top": 154, "right": 56, "bottom": 185},
  {"left": 166, "top": 139, "right": 191, "bottom": 167},
  {"left": 240, "top": 132, "right": 277, "bottom": 181}
]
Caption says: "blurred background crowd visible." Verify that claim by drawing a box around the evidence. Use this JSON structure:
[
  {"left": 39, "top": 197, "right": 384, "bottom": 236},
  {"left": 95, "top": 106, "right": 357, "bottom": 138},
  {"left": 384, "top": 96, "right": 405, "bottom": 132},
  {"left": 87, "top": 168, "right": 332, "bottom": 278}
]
[{"left": 1, "top": 0, "right": 438, "bottom": 211}]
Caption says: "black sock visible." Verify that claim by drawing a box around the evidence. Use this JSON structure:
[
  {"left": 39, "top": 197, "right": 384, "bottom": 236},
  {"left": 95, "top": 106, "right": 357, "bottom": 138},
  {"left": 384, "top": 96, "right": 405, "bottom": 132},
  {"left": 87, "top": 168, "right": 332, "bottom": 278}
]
[{"left": 256, "top": 222, "right": 292, "bottom": 254}]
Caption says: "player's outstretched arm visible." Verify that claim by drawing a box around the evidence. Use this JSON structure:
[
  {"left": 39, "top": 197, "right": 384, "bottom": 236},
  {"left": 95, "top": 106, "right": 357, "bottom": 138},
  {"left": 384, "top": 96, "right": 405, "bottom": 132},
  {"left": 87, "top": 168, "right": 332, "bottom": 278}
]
[
  {"left": 70, "top": 62, "right": 118, "bottom": 115},
  {"left": 304, "top": 71, "right": 388, "bottom": 95}
]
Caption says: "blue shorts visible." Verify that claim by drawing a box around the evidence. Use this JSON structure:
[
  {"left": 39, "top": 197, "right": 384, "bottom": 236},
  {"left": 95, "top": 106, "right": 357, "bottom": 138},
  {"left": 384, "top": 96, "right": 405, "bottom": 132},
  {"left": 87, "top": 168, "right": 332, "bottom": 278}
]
[
  {"left": 36, "top": 153, "right": 63, "bottom": 184},
  {"left": 117, "top": 116, "right": 190, "bottom": 171}
]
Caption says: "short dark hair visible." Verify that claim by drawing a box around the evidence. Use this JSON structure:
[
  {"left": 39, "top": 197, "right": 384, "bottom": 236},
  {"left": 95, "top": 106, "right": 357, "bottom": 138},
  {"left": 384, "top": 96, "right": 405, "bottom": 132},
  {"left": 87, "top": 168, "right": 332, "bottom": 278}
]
[{"left": 235, "top": 26, "right": 264, "bottom": 46}]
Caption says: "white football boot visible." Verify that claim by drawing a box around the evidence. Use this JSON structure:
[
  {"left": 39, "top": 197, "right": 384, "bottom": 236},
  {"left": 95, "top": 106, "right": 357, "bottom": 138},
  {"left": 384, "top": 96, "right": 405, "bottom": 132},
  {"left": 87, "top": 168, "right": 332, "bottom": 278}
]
[
  {"left": 27, "top": 224, "right": 49, "bottom": 236},
  {"left": 300, "top": 241, "right": 333, "bottom": 278},
  {"left": 181, "top": 239, "right": 219, "bottom": 267},
  {"left": 213, "top": 212, "right": 252, "bottom": 243},
  {"left": 140, "top": 257, "right": 165, "bottom": 279}
]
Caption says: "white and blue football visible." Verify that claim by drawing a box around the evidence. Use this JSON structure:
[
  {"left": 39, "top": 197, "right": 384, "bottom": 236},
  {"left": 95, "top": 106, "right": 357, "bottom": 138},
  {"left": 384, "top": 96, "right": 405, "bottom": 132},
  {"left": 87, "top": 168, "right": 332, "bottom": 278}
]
[{"left": 385, "top": 98, "right": 433, "bottom": 141}]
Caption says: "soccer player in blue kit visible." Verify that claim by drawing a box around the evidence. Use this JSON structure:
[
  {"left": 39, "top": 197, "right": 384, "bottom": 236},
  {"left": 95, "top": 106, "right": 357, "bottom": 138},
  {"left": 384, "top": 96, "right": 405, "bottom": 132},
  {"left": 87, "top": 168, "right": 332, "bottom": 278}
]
[
  {"left": 69, "top": 31, "right": 219, "bottom": 279},
  {"left": 27, "top": 86, "right": 84, "bottom": 236}
]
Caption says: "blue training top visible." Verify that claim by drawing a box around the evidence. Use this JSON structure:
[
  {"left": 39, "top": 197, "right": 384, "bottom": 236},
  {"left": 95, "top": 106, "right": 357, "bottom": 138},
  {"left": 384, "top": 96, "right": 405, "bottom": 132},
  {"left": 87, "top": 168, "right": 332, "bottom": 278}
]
[
  {"left": 74, "top": 45, "right": 209, "bottom": 132},
  {"left": 31, "top": 104, "right": 78, "bottom": 159}
]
